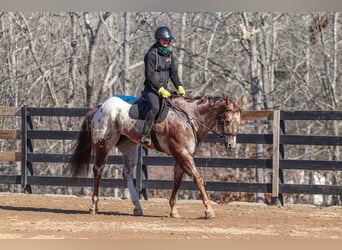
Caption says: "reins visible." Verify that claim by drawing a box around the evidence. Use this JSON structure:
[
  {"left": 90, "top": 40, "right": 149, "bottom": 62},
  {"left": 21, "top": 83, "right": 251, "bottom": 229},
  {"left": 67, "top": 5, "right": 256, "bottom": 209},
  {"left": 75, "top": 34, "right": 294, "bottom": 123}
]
[
  {"left": 165, "top": 97, "right": 235, "bottom": 141},
  {"left": 166, "top": 97, "right": 200, "bottom": 144}
]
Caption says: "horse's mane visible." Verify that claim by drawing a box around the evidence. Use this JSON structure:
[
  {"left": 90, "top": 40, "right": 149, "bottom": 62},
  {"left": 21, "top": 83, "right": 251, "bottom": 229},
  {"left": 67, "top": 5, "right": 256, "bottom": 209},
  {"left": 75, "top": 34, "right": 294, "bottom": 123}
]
[
  {"left": 170, "top": 95, "right": 243, "bottom": 113},
  {"left": 171, "top": 95, "right": 224, "bottom": 105}
]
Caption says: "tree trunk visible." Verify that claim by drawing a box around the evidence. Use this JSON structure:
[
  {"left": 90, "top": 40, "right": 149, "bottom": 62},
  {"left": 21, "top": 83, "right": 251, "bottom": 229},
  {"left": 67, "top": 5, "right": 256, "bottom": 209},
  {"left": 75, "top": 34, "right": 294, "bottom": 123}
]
[
  {"left": 331, "top": 12, "right": 339, "bottom": 161},
  {"left": 7, "top": 13, "right": 20, "bottom": 192},
  {"left": 240, "top": 13, "right": 264, "bottom": 203},
  {"left": 123, "top": 12, "right": 130, "bottom": 95},
  {"left": 65, "top": 12, "right": 78, "bottom": 195},
  {"left": 330, "top": 12, "right": 340, "bottom": 205},
  {"left": 84, "top": 12, "right": 111, "bottom": 107},
  {"left": 194, "top": 13, "right": 221, "bottom": 95},
  {"left": 177, "top": 13, "right": 187, "bottom": 83},
  {"left": 68, "top": 12, "right": 77, "bottom": 109},
  {"left": 84, "top": 13, "right": 96, "bottom": 108}
]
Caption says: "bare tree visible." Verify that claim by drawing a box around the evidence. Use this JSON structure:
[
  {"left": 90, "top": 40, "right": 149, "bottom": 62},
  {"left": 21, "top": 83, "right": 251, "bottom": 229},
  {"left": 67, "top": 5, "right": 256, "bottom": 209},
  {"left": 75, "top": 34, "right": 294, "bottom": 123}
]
[
  {"left": 83, "top": 12, "right": 111, "bottom": 107},
  {"left": 239, "top": 13, "right": 265, "bottom": 203},
  {"left": 122, "top": 12, "right": 130, "bottom": 95},
  {"left": 177, "top": 12, "right": 187, "bottom": 83},
  {"left": 67, "top": 12, "right": 78, "bottom": 109}
]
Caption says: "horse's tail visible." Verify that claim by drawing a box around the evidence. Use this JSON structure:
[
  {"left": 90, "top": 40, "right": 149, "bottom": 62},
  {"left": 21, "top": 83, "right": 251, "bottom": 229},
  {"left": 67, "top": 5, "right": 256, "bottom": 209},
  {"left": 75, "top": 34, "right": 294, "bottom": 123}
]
[{"left": 67, "top": 107, "right": 98, "bottom": 179}]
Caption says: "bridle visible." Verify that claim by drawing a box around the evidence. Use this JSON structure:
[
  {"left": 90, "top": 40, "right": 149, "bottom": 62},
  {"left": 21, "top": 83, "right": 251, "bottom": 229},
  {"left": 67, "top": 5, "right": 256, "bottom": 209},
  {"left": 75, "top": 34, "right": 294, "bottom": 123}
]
[{"left": 217, "top": 109, "right": 239, "bottom": 136}]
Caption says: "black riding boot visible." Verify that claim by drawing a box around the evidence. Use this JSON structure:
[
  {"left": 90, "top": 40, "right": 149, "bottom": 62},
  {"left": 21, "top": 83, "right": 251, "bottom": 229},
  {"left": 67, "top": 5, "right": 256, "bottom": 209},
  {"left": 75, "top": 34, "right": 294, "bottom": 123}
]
[{"left": 140, "top": 111, "right": 155, "bottom": 146}]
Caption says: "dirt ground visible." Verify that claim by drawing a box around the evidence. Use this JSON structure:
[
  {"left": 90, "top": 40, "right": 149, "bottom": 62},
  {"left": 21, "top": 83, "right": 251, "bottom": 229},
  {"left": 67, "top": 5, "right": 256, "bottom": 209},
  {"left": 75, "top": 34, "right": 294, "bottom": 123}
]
[{"left": 0, "top": 192, "right": 341, "bottom": 239}]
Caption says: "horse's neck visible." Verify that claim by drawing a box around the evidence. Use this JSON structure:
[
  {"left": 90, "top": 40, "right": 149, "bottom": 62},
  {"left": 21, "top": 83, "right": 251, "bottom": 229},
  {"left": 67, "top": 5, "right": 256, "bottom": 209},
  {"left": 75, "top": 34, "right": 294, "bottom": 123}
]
[
  {"left": 170, "top": 97, "right": 225, "bottom": 134},
  {"left": 195, "top": 100, "right": 225, "bottom": 135}
]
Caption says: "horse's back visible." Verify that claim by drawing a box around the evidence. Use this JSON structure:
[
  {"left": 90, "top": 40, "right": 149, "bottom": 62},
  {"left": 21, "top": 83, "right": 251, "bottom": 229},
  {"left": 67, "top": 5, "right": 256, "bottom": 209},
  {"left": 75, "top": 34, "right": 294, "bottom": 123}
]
[
  {"left": 92, "top": 96, "right": 131, "bottom": 143},
  {"left": 94, "top": 96, "right": 131, "bottom": 118}
]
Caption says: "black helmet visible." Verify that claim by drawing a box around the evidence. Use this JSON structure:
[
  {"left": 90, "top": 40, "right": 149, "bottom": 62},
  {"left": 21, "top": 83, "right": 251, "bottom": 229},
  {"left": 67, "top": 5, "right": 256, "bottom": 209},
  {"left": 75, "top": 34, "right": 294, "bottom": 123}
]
[{"left": 154, "top": 26, "right": 174, "bottom": 40}]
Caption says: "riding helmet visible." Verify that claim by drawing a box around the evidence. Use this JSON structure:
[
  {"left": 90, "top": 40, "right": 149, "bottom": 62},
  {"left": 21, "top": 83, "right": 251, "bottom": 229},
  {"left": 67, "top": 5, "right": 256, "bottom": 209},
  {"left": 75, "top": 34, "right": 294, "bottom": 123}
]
[{"left": 154, "top": 26, "right": 174, "bottom": 40}]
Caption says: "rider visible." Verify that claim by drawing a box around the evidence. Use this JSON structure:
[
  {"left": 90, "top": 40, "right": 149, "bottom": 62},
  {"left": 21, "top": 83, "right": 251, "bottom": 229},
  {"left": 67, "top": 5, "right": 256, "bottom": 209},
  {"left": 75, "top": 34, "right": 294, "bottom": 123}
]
[{"left": 140, "top": 26, "right": 186, "bottom": 146}]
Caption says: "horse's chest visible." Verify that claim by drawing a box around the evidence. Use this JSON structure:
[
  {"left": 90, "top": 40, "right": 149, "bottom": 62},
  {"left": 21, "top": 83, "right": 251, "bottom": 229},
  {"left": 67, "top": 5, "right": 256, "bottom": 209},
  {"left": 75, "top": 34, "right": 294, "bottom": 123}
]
[{"left": 154, "top": 121, "right": 197, "bottom": 155}]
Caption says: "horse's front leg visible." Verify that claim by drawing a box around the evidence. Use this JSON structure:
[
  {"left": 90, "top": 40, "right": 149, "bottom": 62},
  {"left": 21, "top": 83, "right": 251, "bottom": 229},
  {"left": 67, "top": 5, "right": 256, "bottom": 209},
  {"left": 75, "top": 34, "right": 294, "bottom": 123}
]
[
  {"left": 122, "top": 166, "right": 143, "bottom": 216},
  {"left": 178, "top": 155, "right": 215, "bottom": 219},
  {"left": 193, "top": 171, "right": 215, "bottom": 219},
  {"left": 169, "top": 163, "right": 184, "bottom": 218}
]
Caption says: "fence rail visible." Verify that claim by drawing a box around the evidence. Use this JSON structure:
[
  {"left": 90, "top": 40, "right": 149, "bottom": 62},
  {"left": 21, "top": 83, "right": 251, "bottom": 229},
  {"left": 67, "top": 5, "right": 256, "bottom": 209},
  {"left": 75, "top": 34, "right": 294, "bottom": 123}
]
[{"left": 0, "top": 106, "right": 341, "bottom": 205}]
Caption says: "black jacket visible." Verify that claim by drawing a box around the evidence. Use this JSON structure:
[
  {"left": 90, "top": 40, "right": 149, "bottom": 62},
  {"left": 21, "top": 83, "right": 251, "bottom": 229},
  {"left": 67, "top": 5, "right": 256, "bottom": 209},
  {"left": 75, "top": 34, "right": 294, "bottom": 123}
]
[{"left": 143, "top": 44, "right": 182, "bottom": 92}]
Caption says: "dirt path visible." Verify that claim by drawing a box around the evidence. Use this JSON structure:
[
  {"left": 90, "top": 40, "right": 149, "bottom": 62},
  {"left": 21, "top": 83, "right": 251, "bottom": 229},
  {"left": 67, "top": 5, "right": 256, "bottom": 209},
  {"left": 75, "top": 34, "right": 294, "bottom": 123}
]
[{"left": 0, "top": 193, "right": 341, "bottom": 239}]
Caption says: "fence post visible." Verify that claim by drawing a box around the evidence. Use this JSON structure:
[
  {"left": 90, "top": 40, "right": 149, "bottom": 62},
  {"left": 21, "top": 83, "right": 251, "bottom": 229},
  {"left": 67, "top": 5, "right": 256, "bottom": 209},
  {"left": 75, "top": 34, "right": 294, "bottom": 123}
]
[
  {"left": 141, "top": 148, "right": 148, "bottom": 200},
  {"left": 25, "top": 114, "right": 34, "bottom": 194},
  {"left": 272, "top": 110, "right": 280, "bottom": 200},
  {"left": 20, "top": 105, "right": 28, "bottom": 192},
  {"left": 277, "top": 119, "right": 285, "bottom": 205},
  {"left": 135, "top": 146, "right": 143, "bottom": 198}
]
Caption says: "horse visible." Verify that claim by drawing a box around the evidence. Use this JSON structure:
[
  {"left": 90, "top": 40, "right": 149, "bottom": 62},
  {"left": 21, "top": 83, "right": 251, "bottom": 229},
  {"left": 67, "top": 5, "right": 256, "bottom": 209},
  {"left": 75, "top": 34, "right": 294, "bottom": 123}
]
[{"left": 68, "top": 94, "right": 243, "bottom": 219}]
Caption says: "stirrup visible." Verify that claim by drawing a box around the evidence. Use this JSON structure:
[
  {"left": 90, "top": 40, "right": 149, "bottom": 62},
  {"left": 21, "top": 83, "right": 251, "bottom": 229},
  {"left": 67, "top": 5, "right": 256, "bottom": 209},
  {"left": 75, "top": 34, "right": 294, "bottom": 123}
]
[{"left": 140, "top": 135, "right": 151, "bottom": 146}]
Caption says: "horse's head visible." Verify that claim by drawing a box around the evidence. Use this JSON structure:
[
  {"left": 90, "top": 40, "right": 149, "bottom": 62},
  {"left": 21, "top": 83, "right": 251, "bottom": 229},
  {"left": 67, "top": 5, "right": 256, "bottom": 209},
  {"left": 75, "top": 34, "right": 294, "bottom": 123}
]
[{"left": 220, "top": 97, "right": 243, "bottom": 150}]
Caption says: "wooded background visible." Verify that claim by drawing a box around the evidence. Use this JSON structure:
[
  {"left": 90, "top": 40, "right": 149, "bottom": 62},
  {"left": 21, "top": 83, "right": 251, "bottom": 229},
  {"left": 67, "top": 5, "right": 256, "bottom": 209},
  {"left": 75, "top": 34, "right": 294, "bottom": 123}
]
[{"left": 0, "top": 12, "right": 341, "bottom": 205}]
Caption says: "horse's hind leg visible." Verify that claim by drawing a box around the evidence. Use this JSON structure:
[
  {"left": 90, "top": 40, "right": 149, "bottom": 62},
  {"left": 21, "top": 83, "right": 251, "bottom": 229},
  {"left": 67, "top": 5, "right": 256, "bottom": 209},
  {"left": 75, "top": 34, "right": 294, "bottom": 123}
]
[
  {"left": 117, "top": 137, "right": 143, "bottom": 216},
  {"left": 122, "top": 163, "right": 143, "bottom": 216},
  {"left": 169, "top": 163, "right": 184, "bottom": 218},
  {"left": 89, "top": 145, "right": 109, "bottom": 214}
]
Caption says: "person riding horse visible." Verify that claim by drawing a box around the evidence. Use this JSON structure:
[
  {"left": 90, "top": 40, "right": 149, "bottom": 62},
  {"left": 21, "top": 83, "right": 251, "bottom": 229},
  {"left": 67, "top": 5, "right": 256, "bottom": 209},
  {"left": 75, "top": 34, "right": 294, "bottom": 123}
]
[{"left": 140, "top": 26, "right": 186, "bottom": 146}]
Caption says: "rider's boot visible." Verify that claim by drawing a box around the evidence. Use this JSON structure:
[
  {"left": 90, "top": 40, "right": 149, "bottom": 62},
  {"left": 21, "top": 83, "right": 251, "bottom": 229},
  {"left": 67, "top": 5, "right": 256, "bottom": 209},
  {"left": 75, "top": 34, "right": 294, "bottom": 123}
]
[{"left": 140, "top": 111, "right": 155, "bottom": 146}]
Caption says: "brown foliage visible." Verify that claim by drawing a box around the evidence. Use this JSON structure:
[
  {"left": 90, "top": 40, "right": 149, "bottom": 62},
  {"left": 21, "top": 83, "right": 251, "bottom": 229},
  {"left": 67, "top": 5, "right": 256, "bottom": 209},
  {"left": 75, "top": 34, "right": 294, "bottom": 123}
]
[{"left": 310, "top": 16, "right": 329, "bottom": 45}]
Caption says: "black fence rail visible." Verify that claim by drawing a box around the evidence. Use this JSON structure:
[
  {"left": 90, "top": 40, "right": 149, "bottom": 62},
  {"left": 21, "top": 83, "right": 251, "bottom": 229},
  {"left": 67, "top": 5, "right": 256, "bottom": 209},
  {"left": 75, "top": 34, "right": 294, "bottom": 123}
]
[{"left": 0, "top": 106, "right": 342, "bottom": 205}]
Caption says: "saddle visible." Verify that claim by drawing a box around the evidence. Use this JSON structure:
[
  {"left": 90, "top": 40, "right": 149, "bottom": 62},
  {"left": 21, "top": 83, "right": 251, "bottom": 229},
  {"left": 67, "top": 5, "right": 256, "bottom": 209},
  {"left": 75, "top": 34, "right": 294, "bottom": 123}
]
[{"left": 115, "top": 95, "right": 169, "bottom": 123}]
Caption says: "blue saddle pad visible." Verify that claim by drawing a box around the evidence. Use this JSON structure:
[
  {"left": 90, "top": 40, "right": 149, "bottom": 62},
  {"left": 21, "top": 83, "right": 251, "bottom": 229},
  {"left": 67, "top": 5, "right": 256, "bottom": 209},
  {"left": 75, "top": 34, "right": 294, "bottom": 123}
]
[
  {"left": 114, "top": 95, "right": 139, "bottom": 104},
  {"left": 114, "top": 94, "right": 168, "bottom": 123}
]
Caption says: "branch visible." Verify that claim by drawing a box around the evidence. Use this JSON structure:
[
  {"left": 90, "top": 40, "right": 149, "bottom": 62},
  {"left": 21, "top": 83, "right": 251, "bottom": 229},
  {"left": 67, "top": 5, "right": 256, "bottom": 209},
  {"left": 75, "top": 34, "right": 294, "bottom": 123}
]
[
  {"left": 18, "top": 12, "right": 60, "bottom": 107},
  {"left": 239, "top": 23, "right": 255, "bottom": 43}
]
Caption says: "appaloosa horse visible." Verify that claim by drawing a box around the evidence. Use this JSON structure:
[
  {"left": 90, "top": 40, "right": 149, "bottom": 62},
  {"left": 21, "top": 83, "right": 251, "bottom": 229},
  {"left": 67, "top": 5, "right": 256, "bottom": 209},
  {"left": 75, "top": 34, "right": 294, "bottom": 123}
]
[{"left": 68, "top": 95, "right": 243, "bottom": 219}]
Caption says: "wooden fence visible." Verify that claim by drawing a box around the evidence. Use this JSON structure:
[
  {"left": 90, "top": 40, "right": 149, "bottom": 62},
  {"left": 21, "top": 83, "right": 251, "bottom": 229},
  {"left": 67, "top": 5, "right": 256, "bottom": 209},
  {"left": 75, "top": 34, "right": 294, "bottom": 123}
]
[{"left": 0, "top": 106, "right": 341, "bottom": 205}]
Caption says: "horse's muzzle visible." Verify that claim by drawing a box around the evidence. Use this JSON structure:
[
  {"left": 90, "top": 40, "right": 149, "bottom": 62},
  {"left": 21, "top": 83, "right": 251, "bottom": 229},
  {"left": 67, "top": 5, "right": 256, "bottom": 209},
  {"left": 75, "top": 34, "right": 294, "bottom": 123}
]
[{"left": 224, "top": 136, "right": 236, "bottom": 150}]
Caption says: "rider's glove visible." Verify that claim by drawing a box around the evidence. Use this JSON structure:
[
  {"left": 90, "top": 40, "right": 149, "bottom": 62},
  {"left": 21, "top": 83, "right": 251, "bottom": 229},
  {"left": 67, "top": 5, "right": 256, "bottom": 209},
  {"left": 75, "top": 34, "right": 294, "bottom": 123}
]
[
  {"left": 158, "top": 87, "right": 171, "bottom": 98},
  {"left": 178, "top": 85, "right": 185, "bottom": 96}
]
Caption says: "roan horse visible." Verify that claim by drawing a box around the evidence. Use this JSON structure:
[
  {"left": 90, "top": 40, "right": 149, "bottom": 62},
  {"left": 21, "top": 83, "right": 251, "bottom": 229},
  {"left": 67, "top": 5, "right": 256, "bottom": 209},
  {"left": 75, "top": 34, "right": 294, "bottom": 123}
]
[{"left": 68, "top": 95, "right": 243, "bottom": 219}]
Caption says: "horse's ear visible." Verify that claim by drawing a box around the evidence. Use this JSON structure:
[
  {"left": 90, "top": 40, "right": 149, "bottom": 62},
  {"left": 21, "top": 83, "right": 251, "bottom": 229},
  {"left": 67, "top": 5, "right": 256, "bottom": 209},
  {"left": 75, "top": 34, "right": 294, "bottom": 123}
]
[
  {"left": 237, "top": 97, "right": 243, "bottom": 108},
  {"left": 225, "top": 96, "right": 234, "bottom": 110}
]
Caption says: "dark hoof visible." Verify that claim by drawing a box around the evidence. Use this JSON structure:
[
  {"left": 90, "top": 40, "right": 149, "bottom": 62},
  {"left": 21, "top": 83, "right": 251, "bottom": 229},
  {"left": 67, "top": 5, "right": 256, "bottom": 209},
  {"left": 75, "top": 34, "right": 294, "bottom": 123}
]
[{"left": 134, "top": 208, "right": 143, "bottom": 216}]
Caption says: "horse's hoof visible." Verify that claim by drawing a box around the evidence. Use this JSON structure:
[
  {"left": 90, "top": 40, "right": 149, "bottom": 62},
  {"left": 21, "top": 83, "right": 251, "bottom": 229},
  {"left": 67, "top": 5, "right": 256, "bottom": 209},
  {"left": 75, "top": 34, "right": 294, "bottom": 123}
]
[
  {"left": 205, "top": 210, "right": 215, "bottom": 219},
  {"left": 89, "top": 205, "right": 97, "bottom": 215},
  {"left": 170, "top": 211, "right": 181, "bottom": 218},
  {"left": 133, "top": 208, "right": 143, "bottom": 216}
]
